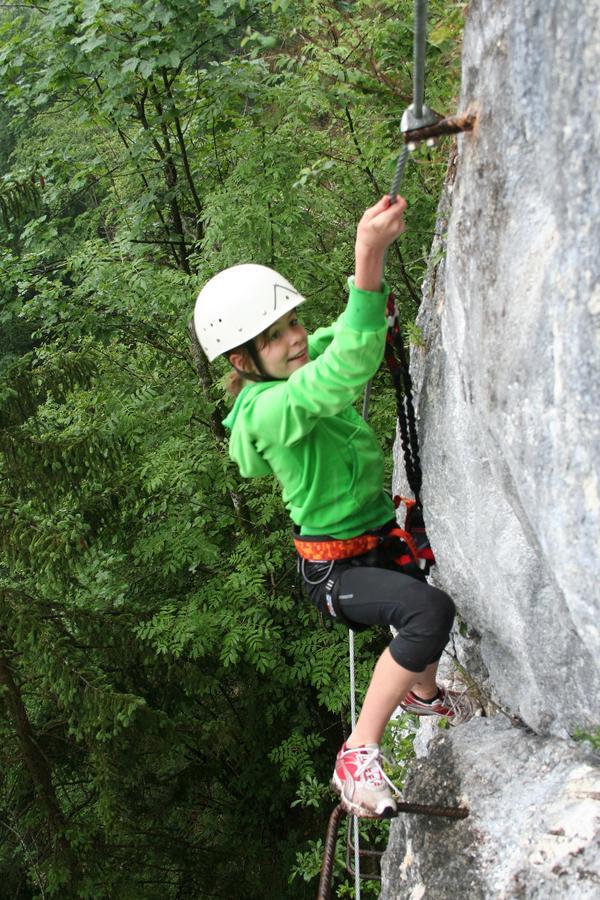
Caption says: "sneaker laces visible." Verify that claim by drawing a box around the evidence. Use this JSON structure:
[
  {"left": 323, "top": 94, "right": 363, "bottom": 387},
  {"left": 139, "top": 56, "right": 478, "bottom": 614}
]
[
  {"left": 439, "top": 687, "right": 474, "bottom": 723},
  {"left": 344, "top": 745, "right": 402, "bottom": 796}
]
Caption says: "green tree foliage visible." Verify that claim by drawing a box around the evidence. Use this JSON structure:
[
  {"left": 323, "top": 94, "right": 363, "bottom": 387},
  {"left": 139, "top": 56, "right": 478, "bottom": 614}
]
[{"left": 0, "top": 1, "right": 463, "bottom": 895}]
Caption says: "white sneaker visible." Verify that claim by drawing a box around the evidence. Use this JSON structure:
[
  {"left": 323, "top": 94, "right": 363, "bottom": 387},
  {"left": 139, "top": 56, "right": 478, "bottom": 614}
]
[
  {"left": 400, "top": 686, "right": 476, "bottom": 725},
  {"left": 331, "top": 743, "right": 397, "bottom": 818}
]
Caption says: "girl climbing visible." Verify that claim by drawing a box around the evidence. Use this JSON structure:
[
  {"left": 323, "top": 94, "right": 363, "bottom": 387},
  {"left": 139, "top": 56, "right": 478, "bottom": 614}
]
[{"left": 194, "top": 195, "right": 472, "bottom": 819}]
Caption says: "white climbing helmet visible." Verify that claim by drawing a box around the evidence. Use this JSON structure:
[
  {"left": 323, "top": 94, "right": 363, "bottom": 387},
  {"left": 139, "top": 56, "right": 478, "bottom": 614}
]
[{"left": 194, "top": 263, "right": 306, "bottom": 361}]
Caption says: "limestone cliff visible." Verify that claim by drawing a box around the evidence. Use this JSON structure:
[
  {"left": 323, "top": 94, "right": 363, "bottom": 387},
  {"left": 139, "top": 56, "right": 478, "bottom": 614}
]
[{"left": 384, "top": 1, "right": 600, "bottom": 895}]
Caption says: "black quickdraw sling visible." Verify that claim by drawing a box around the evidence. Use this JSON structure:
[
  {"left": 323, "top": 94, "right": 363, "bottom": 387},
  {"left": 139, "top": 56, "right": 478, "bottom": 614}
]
[
  {"left": 384, "top": 294, "right": 423, "bottom": 503},
  {"left": 385, "top": 291, "right": 436, "bottom": 576}
]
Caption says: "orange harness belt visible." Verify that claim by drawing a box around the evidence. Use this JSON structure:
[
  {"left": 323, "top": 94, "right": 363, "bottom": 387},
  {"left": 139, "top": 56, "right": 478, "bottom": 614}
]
[{"left": 293, "top": 526, "right": 420, "bottom": 567}]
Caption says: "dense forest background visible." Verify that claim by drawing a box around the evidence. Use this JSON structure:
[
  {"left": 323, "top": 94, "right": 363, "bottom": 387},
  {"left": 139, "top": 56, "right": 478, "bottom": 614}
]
[{"left": 0, "top": 1, "right": 462, "bottom": 896}]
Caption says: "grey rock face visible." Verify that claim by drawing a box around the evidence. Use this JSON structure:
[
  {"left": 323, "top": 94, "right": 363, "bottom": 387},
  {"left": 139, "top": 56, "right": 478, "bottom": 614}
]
[
  {"left": 385, "top": 2, "right": 600, "bottom": 897},
  {"left": 380, "top": 719, "right": 600, "bottom": 900},
  {"left": 394, "top": 0, "right": 600, "bottom": 736}
]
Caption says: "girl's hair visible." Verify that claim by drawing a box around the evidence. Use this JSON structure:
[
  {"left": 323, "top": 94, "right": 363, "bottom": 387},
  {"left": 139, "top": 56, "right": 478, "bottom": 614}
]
[
  {"left": 226, "top": 347, "right": 253, "bottom": 397},
  {"left": 225, "top": 329, "right": 270, "bottom": 397}
]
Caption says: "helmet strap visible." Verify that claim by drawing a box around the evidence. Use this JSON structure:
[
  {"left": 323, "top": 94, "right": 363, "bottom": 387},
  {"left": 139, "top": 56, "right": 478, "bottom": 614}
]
[{"left": 231, "top": 364, "right": 270, "bottom": 383}]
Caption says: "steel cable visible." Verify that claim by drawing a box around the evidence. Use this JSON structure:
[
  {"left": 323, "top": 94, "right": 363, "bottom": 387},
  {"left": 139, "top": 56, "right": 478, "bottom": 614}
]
[{"left": 412, "top": 0, "right": 429, "bottom": 118}]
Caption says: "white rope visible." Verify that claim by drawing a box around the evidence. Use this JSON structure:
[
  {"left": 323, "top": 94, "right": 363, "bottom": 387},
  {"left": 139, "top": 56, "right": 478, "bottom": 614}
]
[
  {"left": 349, "top": 629, "right": 357, "bottom": 730},
  {"left": 353, "top": 813, "right": 360, "bottom": 898},
  {"left": 348, "top": 629, "right": 361, "bottom": 899}
]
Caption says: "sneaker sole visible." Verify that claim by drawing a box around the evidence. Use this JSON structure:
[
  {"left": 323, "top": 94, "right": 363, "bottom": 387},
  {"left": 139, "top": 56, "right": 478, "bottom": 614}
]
[
  {"left": 401, "top": 704, "right": 475, "bottom": 725},
  {"left": 330, "top": 774, "right": 397, "bottom": 820},
  {"left": 401, "top": 705, "right": 453, "bottom": 718}
]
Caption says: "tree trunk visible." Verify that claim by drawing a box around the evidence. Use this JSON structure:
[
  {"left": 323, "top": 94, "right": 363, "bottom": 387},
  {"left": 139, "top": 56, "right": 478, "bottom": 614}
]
[{"left": 0, "top": 650, "right": 79, "bottom": 887}]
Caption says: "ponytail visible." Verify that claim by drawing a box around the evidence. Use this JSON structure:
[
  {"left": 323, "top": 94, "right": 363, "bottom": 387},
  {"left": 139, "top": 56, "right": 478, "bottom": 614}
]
[{"left": 226, "top": 368, "right": 247, "bottom": 398}]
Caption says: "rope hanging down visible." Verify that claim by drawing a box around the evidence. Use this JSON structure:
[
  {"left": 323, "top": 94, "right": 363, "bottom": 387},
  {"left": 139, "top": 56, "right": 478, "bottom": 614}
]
[{"left": 348, "top": 630, "right": 360, "bottom": 899}]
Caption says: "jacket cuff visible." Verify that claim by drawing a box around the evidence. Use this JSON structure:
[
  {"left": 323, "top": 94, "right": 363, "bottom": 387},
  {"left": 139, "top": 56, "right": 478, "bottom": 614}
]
[{"left": 344, "top": 275, "right": 389, "bottom": 331}]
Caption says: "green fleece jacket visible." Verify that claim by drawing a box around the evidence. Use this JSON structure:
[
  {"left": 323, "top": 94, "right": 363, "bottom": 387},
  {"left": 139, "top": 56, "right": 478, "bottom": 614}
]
[{"left": 222, "top": 277, "right": 395, "bottom": 538}]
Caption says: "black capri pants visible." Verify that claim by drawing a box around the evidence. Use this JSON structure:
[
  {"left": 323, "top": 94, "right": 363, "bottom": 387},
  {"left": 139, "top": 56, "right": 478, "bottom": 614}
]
[{"left": 301, "top": 553, "right": 455, "bottom": 673}]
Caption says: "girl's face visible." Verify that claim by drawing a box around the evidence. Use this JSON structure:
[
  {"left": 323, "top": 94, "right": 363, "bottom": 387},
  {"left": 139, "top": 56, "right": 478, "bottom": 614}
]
[{"left": 258, "top": 309, "right": 308, "bottom": 379}]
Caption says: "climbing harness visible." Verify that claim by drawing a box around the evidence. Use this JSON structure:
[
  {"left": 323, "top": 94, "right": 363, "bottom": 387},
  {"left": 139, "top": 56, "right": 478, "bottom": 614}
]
[
  {"left": 294, "top": 516, "right": 432, "bottom": 630},
  {"left": 293, "top": 526, "right": 422, "bottom": 571},
  {"left": 318, "top": 2, "right": 476, "bottom": 895}
]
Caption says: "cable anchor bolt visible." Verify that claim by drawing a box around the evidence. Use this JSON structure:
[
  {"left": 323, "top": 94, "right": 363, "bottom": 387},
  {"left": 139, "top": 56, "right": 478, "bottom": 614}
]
[
  {"left": 403, "top": 112, "right": 477, "bottom": 148},
  {"left": 401, "top": 102, "right": 440, "bottom": 151}
]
